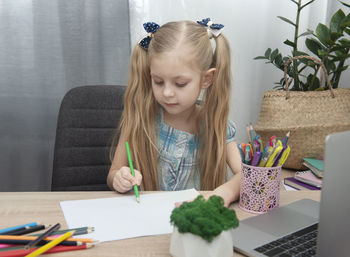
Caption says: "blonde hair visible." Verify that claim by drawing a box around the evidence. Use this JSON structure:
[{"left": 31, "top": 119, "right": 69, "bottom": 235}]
[{"left": 111, "top": 20, "right": 231, "bottom": 190}]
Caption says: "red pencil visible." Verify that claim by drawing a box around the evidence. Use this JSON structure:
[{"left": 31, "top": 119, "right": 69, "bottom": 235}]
[{"left": 0, "top": 244, "right": 93, "bottom": 257}]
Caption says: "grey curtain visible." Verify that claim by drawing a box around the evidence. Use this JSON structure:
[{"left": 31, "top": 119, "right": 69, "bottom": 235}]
[{"left": 0, "top": 0, "right": 130, "bottom": 191}]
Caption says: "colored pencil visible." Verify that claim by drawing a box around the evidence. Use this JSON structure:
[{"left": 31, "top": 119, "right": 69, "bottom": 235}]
[
  {"left": 0, "top": 239, "right": 80, "bottom": 247},
  {"left": 24, "top": 230, "right": 75, "bottom": 257},
  {"left": 0, "top": 235, "right": 93, "bottom": 243},
  {"left": 25, "top": 223, "right": 60, "bottom": 250},
  {"left": 0, "top": 246, "right": 27, "bottom": 252},
  {"left": 0, "top": 227, "right": 31, "bottom": 236},
  {"left": 283, "top": 131, "right": 290, "bottom": 146},
  {"left": 0, "top": 223, "right": 38, "bottom": 235},
  {"left": 6, "top": 225, "right": 47, "bottom": 236},
  {"left": 0, "top": 244, "right": 93, "bottom": 257},
  {"left": 32, "top": 226, "right": 94, "bottom": 237},
  {"left": 125, "top": 142, "right": 140, "bottom": 203},
  {"left": 246, "top": 125, "right": 252, "bottom": 144}
]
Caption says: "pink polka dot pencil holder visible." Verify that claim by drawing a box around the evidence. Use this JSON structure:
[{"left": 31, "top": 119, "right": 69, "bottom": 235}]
[{"left": 239, "top": 163, "right": 282, "bottom": 214}]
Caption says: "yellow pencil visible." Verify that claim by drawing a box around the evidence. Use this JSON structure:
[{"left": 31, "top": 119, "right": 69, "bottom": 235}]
[{"left": 25, "top": 230, "right": 75, "bottom": 257}]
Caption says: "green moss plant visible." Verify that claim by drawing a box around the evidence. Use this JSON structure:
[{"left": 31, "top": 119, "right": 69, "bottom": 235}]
[{"left": 170, "top": 195, "right": 239, "bottom": 243}]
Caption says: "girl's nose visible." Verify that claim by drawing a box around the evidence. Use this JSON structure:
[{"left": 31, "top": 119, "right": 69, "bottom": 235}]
[{"left": 163, "top": 84, "right": 175, "bottom": 97}]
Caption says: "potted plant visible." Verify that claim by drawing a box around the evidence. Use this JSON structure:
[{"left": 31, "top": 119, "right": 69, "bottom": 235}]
[
  {"left": 169, "top": 195, "right": 239, "bottom": 257},
  {"left": 255, "top": 0, "right": 350, "bottom": 91},
  {"left": 253, "top": 0, "right": 350, "bottom": 170}
]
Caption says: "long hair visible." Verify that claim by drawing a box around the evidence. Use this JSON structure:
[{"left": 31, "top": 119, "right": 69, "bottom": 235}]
[{"left": 111, "top": 21, "right": 231, "bottom": 190}]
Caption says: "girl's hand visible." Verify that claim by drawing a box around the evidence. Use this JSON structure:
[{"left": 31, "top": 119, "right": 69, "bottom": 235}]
[
  {"left": 175, "top": 188, "right": 233, "bottom": 208},
  {"left": 202, "top": 187, "right": 234, "bottom": 208},
  {"left": 112, "top": 166, "right": 142, "bottom": 193}
]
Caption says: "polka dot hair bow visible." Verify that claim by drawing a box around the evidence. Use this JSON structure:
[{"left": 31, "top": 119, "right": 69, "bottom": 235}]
[
  {"left": 139, "top": 22, "right": 160, "bottom": 50},
  {"left": 197, "top": 18, "right": 224, "bottom": 38}
]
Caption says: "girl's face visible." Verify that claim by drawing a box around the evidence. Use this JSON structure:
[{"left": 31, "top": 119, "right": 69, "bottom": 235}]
[{"left": 150, "top": 48, "right": 213, "bottom": 120}]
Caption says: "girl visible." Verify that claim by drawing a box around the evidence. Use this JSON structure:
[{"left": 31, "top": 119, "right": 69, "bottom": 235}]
[{"left": 107, "top": 19, "right": 241, "bottom": 207}]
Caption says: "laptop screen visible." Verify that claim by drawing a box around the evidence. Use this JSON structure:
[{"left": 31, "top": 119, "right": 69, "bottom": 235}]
[{"left": 316, "top": 130, "right": 350, "bottom": 257}]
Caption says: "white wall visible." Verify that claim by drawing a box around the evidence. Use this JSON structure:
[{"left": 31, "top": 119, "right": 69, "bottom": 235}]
[{"left": 129, "top": 0, "right": 349, "bottom": 142}]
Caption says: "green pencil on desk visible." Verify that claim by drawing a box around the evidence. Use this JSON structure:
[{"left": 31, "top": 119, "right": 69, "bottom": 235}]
[{"left": 125, "top": 142, "right": 140, "bottom": 203}]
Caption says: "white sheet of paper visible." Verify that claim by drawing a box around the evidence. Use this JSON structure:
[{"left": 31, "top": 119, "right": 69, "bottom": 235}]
[{"left": 60, "top": 189, "right": 199, "bottom": 242}]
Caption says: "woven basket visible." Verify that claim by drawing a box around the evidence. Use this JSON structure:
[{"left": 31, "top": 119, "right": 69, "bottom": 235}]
[{"left": 255, "top": 56, "right": 350, "bottom": 170}]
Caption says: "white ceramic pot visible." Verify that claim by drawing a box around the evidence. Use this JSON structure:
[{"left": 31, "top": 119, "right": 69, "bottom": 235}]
[{"left": 169, "top": 226, "right": 234, "bottom": 257}]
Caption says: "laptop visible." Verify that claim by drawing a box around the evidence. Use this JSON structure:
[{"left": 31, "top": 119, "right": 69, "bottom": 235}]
[{"left": 232, "top": 130, "right": 350, "bottom": 257}]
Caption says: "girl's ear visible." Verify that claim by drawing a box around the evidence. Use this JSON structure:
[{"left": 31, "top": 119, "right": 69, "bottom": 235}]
[{"left": 201, "top": 68, "right": 216, "bottom": 89}]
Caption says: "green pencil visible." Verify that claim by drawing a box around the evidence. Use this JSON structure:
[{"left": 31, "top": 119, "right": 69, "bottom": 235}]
[{"left": 125, "top": 142, "right": 140, "bottom": 203}]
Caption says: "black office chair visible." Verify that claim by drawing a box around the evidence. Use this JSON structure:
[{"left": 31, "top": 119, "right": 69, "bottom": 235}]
[{"left": 52, "top": 85, "right": 125, "bottom": 191}]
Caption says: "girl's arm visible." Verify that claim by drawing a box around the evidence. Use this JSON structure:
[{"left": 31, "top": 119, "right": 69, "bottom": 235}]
[
  {"left": 107, "top": 130, "right": 142, "bottom": 192},
  {"left": 205, "top": 141, "right": 242, "bottom": 207}
]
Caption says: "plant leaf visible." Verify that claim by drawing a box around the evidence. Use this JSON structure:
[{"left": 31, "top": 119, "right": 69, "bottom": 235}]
[
  {"left": 284, "top": 39, "right": 296, "bottom": 48},
  {"left": 339, "top": 38, "right": 350, "bottom": 47},
  {"left": 298, "top": 29, "right": 314, "bottom": 38},
  {"left": 334, "top": 49, "right": 345, "bottom": 56},
  {"left": 332, "top": 53, "right": 350, "bottom": 61},
  {"left": 283, "top": 56, "right": 290, "bottom": 62},
  {"left": 277, "top": 16, "right": 296, "bottom": 27},
  {"left": 339, "top": 65, "right": 349, "bottom": 72},
  {"left": 340, "top": 1, "right": 350, "bottom": 8},
  {"left": 274, "top": 54, "right": 283, "bottom": 67},
  {"left": 329, "top": 61, "right": 337, "bottom": 72},
  {"left": 306, "top": 61, "right": 316, "bottom": 68},
  {"left": 305, "top": 38, "right": 323, "bottom": 56},
  {"left": 340, "top": 13, "right": 350, "bottom": 29},
  {"left": 316, "top": 23, "right": 332, "bottom": 46},
  {"left": 306, "top": 74, "right": 320, "bottom": 90},
  {"left": 254, "top": 56, "right": 267, "bottom": 60},
  {"left": 330, "top": 31, "right": 344, "bottom": 41},
  {"left": 301, "top": 0, "right": 316, "bottom": 10},
  {"left": 330, "top": 9, "right": 345, "bottom": 33},
  {"left": 341, "top": 13, "right": 350, "bottom": 28},
  {"left": 295, "top": 51, "right": 309, "bottom": 56},
  {"left": 265, "top": 48, "right": 272, "bottom": 58},
  {"left": 300, "top": 81, "right": 308, "bottom": 91},
  {"left": 317, "top": 49, "right": 328, "bottom": 56},
  {"left": 344, "top": 28, "right": 350, "bottom": 35},
  {"left": 270, "top": 49, "right": 279, "bottom": 60}
]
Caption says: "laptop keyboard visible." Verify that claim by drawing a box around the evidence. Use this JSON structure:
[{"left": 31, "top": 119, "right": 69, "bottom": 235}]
[{"left": 254, "top": 223, "right": 318, "bottom": 257}]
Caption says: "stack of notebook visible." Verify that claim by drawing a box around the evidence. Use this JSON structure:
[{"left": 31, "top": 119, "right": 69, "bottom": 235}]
[
  {"left": 302, "top": 157, "right": 324, "bottom": 178},
  {"left": 284, "top": 170, "right": 322, "bottom": 190}
]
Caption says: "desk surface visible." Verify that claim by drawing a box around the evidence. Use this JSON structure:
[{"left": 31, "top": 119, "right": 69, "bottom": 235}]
[{"left": 0, "top": 188, "right": 320, "bottom": 257}]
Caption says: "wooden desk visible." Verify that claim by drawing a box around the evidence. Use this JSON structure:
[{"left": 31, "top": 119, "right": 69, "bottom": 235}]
[{"left": 0, "top": 190, "right": 320, "bottom": 257}]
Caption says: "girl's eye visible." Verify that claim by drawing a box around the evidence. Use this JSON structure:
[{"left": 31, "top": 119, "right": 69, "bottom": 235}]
[
  {"left": 175, "top": 83, "right": 187, "bottom": 87},
  {"left": 154, "top": 80, "right": 164, "bottom": 85}
]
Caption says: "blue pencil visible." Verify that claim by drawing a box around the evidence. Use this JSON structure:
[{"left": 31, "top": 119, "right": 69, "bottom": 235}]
[{"left": 0, "top": 222, "right": 38, "bottom": 234}]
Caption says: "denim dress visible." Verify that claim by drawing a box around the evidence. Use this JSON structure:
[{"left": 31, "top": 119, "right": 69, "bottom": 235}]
[{"left": 156, "top": 109, "right": 236, "bottom": 191}]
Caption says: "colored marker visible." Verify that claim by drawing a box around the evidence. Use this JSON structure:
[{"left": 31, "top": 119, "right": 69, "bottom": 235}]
[
  {"left": 244, "top": 145, "right": 252, "bottom": 165},
  {"left": 278, "top": 146, "right": 291, "bottom": 166},
  {"left": 251, "top": 152, "right": 261, "bottom": 166},
  {"left": 238, "top": 144, "right": 245, "bottom": 162},
  {"left": 258, "top": 146, "right": 274, "bottom": 167},
  {"left": 266, "top": 145, "right": 283, "bottom": 167}
]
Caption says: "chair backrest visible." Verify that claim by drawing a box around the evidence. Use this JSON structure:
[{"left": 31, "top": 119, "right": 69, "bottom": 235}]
[{"left": 52, "top": 85, "right": 125, "bottom": 191}]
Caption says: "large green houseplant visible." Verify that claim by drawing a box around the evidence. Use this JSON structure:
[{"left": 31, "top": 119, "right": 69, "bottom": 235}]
[
  {"left": 255, "top": 0, "right": 350, "bottom": 91},
  {"left": 253, "top": 0, "right": 350, "bottom": 170}
]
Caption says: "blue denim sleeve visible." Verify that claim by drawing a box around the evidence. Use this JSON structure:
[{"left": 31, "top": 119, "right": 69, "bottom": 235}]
[{"left": 226, "top": 119, "right": 237, "bottom": 143}]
